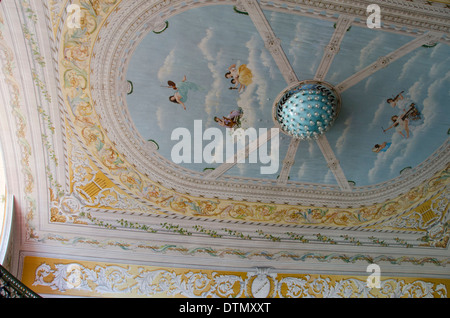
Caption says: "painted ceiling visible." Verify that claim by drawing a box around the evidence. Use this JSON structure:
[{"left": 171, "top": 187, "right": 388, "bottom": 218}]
[
  {"left": 0, "top": 0, "right": 449, "bottom": 298},
  {"left": 126, "top": 5, "right": 450, "bottom": 186}
]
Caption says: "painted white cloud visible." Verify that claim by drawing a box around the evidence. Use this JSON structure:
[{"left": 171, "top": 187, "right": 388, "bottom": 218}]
[
  {"left": 368, "top": 100, "right": 386, "bottom": 131},
  {"left": 197, "top": 28, "right": 274, "bottom": 129},
  {"left": 297, "top": 162, "right": 307, "bottom": 180},
  {"left": 398, "top": 49, "right": 426, "bottom": 82},
  {"left": 246, "top": 35, "right": 271, "bottom": 111},
  {"left": 155, "top": 106, "right": 165, "bottom": 131},
  {"left": 335, "top": 117, "right": 352, "bottom": 155},
  {"left": 367, "top": 132, "right": 405, "bottom": 183},
  {"left": 326, "top": 70, "right": 340, "bottom": 84},
  {"left": 407, "top": 79, "right": 425, "bottom": 103},
  {"left": 369, "top": 82, "right": 424, "bottom": 132},
  {"left": 204, "top": 51, "right": 226, "bottom": 120},
  {"left": 157, "top": 48, "right": 176, "bottom": 83},
  {"left": 197, "top": 28, "right": 215, "bottom": 62},
  {"left": 197, "top": 28, "right": 228, "bottom": 123},
  {"left": 364, "top": 76, "right": 374, "bottom": 93},
  {"left": 356, "top": 34, "right": 385, "bottom": 71},
  {"left": 308, "top": 141, "right": 316, "bottom": 157},
  {"left": 236, "top": 84, "right": 257, "bottom": 128},
  {"left": 388, "top": 72, "right": 449, "bottom": 174},
  {"left": 268, "top": 10, "right": 282, "bottom": 25},
  {"left": 260, "top": 48, "right": 278, "bottom": 80},
  {"left": 429, "top": 43, "right": 443, "bottom": 59},
  {"left": 288, "top": 21, "right": 307, "bottom": 69},
  {"left": 368, "top": 71, "right": 450, "bottom": 183},
  {"left": 323, "top": 169, "right": 335, "bottom": 184},
  {"left": 309, "top": 50, "right": 324, "bottom": 76},
  {"left": 429, "top": 56, "right": 450, "bottom": 79},
  {"left": 228, "top": 34, "right": 271, "bottom": 129}
]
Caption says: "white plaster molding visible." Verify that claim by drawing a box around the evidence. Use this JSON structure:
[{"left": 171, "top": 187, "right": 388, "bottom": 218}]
[
  {"left": 28, "top": 258, "right": 448, "bottom": 297},
  {"left": 316, "top": 135, "right": 352, "bottom": 192},
  {"left": 336, "top": 31, "right": 444, "bottom": 92},
  {"left": 260, "top": 0, "right": 450, "bottom": 43},
  {"left": 88, "top": 0, "right": 450, "bottom": 210},
  {"left": 204, "top": 127, "right": 279, "bottom": 180},
  {"left": 314, "top": 14, "right": 354, "bottom": 82},
  {"left": 238, "top": 0, "right": 299, "bottom": 84},
  {"left": 277, "top": 138, "right": 300, "bottom": 185},
  {"left": 2, "top": 0, "right": 448, "bottom": 282}
]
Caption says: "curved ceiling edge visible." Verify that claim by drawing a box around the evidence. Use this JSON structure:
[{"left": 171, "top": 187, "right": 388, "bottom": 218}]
[
  {"left": 91, "top": 0, "right": 449, "bottom": 207},
  {"left": 53, "top": 0, "right": 450, "bottom": 230}
]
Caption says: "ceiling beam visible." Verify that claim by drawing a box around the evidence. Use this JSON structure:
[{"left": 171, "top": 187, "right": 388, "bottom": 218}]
[
  {"left": 239, "top": 0, "right": 298, "bottom": 84},
  {"left": 314, "top": 15, "right": 354, "bottom": 82},
  {"left": 336, "top": 31, "right": 443, "bottom": 93},
  {"left": 276, "top": 138, "right": 300, "bottom": 185},
  {"left": 316, "top": 135, "right": 352, "bottom": 192},
  {"left": 204, "top": 128, "right": 279, "bottom": 180}
]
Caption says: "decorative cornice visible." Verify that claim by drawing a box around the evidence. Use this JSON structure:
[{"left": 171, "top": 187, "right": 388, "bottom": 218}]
[
  {"left": 22, "top": 256, "right": 450, "bottom": 297},
  {"left": 260, "top": 0, "right": 450, "bottom": 42},
  {"left": 1, "top": 0, "right": 448, "bottom": 283},
  {"left": 87, "top": 0, "right": 450, "bottom": 210}
]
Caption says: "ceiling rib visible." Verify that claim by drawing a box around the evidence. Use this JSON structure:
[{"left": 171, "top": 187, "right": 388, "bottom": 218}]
[
  {"left": 336, "top": 31, "right": 444, "bottom": 93},
  {"left": 312, "top": 14, "right": 354, "bottom": 191},
  {"left": 204, "top": 128, "right": 280, "bottom": 180},
  {"left": 239, "top": 0, "right": 298, "bottom": 84},
  {"left": 316, "top": 135, "right": 352, "bottom": 192},
  {"left": 314, "top": 14, "right": 354, "bottom": 82},
  {"left": 277, "top": 138, "right": 300, "bottom": 185},
  {"left": 239, "top": 0, "right": 303, "bottom": 186},
  {"left": 236, "top": 0, "right": 353, "bottom": 190}
]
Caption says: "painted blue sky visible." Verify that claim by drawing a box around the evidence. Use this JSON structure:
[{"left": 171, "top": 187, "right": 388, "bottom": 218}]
[{"left": 126, "top": 5, "right": 450, "bottom": 186}]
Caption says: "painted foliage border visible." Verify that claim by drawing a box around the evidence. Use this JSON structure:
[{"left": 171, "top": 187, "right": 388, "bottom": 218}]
[
  {"left": 58, "top": 0, "right": 449, "bottom": 229},
  {"left": 21, "top": 256, "right": 450, "bottom": 298}
]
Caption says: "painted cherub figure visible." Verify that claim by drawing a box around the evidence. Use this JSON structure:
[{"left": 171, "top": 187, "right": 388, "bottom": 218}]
[
  {"left": 372, "top": 141, "right": 391, "bottom": 153},
  {"left": 167, "top": 75, "right": 202, "bottom": 110},
  {"left": 225, "top": 64, "right": 253, "bottom": 93},
  {"left": 383, "top": 114, "right": 410, "bottom": 138},
  {"left": 214, "top": 108, "right": 243, "bottom": 128},
  {"left": 386, "top": 90, "right": 405, "bottom": 109}
]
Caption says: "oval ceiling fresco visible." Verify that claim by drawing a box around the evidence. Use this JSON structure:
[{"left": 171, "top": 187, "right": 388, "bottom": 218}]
[{"left": 125, "top": 5, "right": 450, "bottom": 187}]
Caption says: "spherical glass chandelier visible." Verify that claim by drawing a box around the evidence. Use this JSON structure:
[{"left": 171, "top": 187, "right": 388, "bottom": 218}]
[{"left": 273, "top": 80, "right": 341, "bottom": 140}]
